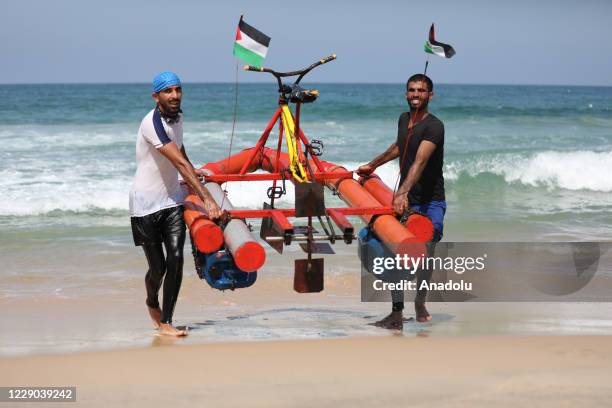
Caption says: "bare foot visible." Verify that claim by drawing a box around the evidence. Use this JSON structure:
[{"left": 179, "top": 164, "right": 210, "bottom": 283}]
[
  {"left": 159, "top": 323, "right": 188, "bottom": 337},
  {"left": 415, "top": 301, "right": 432, "bottom": 323},
  {"left": 370, "top": 311, "right": 403, "bottom": 330},
  {"left": 148, "top": 306, "right": 162, "bottom": 329}
]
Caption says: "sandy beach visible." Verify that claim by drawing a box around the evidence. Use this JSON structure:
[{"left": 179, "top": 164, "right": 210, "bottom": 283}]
[
  {"left": 2, "top": 334, "right": 612, "bottom": 407},
  {"left": 3, "top": 248, "right": 612, "bottom": 407},
  {"left": 3, "top": 228, "right": 612, "bottom": 407}
]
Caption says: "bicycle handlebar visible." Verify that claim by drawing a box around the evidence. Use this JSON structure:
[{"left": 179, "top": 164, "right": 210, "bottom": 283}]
[
  {"left": 243, "top": 54, "right": 336, "bottom": 81},
  {"left": 318, "top": 54, "right": 337, "bottom": 65},
  {"left": 243, "top": 65, "right": 265, "bottom": 72}
]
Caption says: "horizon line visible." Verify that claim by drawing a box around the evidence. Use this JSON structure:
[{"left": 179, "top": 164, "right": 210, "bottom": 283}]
[{"left": 1, "top": 81, "right": 611, "bottom": 88}]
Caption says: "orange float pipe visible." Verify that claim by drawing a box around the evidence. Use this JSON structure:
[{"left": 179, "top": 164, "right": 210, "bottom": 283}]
[
  {"left": 360, "top": 175, "right": 394, "bottom": 205},
  {"left": 259, "top": 147, "right": 291, "bottom": 175},
  {"left": 202, "top": 148, "right": 263, "bottom": 177},
  {"left": 404, "top": 215, "right": 435, "bottom": 243},
  {"left": 204, "top": 182, "right": 266, "bottom": 273},
  {"left": 200, "top": 160, "right": 267, "bottom": 273},
  {"left": 183, "top": 194, "right": 224, "bottom": 253},
  {"left": 324, "top": 166, "right": 425, "bottom": 255},
  {"left": 360, "top": 176, "right": 434, "bottom": 242}
]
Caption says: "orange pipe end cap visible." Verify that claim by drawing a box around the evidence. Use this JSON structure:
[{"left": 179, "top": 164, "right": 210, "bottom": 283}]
[
  {"left": 234, "top": 241, "right": 266, "bottom": 273},
  {"left": 394, "top": 241, "right": 428, "bottom": 259},
  {"left": 405, "top": 214, "right": 435, "bottom": 242},
  {"left": 194, "top": 223, "right": 224, "bottom": 253}
]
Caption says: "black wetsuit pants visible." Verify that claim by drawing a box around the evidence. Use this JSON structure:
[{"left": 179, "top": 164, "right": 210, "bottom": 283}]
[{"left": 131, "top": 206, "right": 186, "bottom": 324}]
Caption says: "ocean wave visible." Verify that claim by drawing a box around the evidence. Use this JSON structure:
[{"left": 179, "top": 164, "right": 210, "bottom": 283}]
[
  {"left": 0, "top": 156, "right": 133, "bottom": 216},
  {"left": 0, "top": 125, "right": 136, "bottom": 151},
  {"left": 438, "top": 105, "right": 612, "bottom": 118},
  {"left": 0, "top": 178, "right": 131, "bottom": 217},
  {"left": 445, "top": 150, "right": 612, "bottom": 192},
  {"left": 0, "top": 162, "right": 370, "bottom": 217},
  {"left": 2, "top": 150, "right": 610, "bottom": 218}
]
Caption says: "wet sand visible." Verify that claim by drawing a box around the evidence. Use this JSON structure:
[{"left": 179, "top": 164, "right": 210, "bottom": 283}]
[
  {"left": 3, "top": 245, "right": 612, "bottom": 355},
  {"left": 2, "top": 335, "right": 612, "bottom": 407}
]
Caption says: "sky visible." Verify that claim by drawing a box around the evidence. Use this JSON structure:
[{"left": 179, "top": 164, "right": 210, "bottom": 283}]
[{"left": 2, "top": 0, "right": 611, "bottom": 86}]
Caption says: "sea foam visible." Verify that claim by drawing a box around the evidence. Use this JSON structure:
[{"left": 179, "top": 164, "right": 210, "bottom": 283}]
[
  {"left": 2, "top": 149, "right": 610, "bottom": 218},
  {"left": 445, "top": 150, "right": 612, "bottom": 192}
]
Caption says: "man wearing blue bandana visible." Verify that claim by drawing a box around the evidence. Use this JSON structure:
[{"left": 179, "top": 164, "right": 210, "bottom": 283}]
[{"left": 129, "top": 71, "right": 222, "bottom": 336}]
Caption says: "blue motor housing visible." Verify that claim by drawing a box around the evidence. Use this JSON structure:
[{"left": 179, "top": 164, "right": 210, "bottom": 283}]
[
  {"left": 357, "top": 227, "right": 415, "bottom": 283},
  {"left": 195, "top": 251, "right": 257, "bottom": 291}
]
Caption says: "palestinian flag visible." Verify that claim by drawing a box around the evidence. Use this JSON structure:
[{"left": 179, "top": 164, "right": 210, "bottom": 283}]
[
  {"left": 424, "top": 24, "right": 455, "bottom": 58},
  {"left": 233, "top": 16, "right": 271, "bottom": 68}
]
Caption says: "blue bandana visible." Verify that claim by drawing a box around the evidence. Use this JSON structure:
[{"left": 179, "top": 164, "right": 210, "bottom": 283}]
[{"left": 152, "top": 71, "right": 182, "bottom": 93}]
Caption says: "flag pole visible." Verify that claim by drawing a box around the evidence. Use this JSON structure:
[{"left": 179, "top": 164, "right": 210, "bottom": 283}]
[
  {"left": 222, "top": 13, "right": 244, "bottom": 206},
  {"left": 424, "top": 21, "right": 434, "bottom": 76}
]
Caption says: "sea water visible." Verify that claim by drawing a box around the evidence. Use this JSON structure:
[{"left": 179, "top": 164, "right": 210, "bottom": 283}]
[
  {"left": 1, "top": 83, "right": 612, "bottom": 354},
  {"left": 1, "top": 83, "right": 611, "bottom": 239}
]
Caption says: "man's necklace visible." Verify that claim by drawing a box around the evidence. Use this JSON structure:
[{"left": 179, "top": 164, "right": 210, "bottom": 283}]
[{"left": 408, "top": 112, "right": 429, "bottom": 131}]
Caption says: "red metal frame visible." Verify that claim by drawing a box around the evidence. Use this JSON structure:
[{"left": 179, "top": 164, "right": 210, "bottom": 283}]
[
  {"left": 227, "top": 206, "right": 394, "bottom": 220},
  {"left": 211, "top": 103, "right": 335, "bottom": 183},
  {"left": 326, "top": 208, "right": 354, "bottom": 232},
  {"left": 201, "top": 101, "right": 401, "bottom": 234},
  {"left": 238, "top": 108, "right": 282, "bottom": 175},
  {"left": 205, "top": 171, "right": 353, "bottom": 183},
  {"left": 269, "top": 210, "right": 293, "bottom": 232}
]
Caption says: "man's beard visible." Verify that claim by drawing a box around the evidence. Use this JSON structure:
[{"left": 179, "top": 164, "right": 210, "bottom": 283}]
[
  {"left": 160, "top": 101, "right": 181, "bottom": 117},
  {"left": 408, "top": 98, "right": 428, "bottom": 113}
]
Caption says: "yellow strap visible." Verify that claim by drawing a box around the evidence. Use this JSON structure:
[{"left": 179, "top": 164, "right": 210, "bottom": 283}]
[
  {"left": 281, "top": 107, "right": 307, "bottom": 182},
  {"left": 280, "top": 105, "right": 309, "bottom": 182}
]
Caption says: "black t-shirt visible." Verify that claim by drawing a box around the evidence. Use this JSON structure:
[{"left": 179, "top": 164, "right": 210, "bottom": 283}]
[{"left": 396, "top": 112, "right": 445, "bottom": 203}]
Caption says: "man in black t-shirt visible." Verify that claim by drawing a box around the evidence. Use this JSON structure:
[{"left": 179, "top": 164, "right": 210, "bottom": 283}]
[{"left": 357, "top": 74, "right": 446, "bottom": 330}]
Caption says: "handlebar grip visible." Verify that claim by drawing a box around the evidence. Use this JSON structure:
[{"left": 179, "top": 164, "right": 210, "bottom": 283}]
[
  {"left": 319, "top": 54, "right": 337, "bottom": 65},
  {"left": 243, "top": 65, "right": 264, "bottom": 72}
]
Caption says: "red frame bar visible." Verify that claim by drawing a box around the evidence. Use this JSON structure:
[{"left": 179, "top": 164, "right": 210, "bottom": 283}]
[
  {"left": 228, "top": 206, "right": 394, "bottom": 219},
  {"left": 296, "top": 128, "right": 324, "bottom": 172},
  {"left": 239, "top": 108, "right": 282, "bottom": 175},
  {"left": 270, "top": 210, "right": 294, "bottom": 232},
  {"left": 205, "top": 171, "right": 354, "bottom": 183},
  {"left": 327, "top": 208, "right": 354, "bottom": 233}
]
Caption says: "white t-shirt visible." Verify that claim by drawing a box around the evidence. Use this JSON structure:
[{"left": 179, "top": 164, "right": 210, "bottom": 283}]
[{"left": 129, "top": 108, "right": 187, "bottom": 217}]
